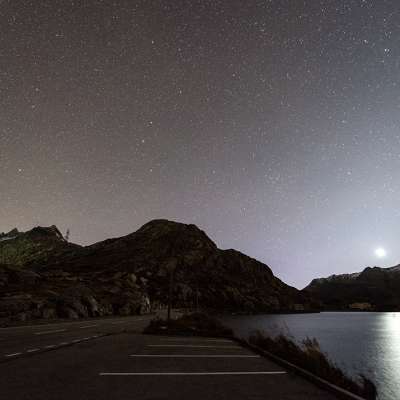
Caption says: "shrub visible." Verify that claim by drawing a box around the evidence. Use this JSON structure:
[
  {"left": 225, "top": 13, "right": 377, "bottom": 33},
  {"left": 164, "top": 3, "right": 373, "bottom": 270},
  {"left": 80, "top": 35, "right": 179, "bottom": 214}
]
[{"left": 143, "top": 312, "right": 233, "bottom": 337}]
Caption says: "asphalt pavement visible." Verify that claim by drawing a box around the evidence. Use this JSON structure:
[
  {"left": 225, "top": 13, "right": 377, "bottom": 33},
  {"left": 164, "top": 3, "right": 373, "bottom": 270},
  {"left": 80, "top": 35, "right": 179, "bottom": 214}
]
[
  {"left": 0, "top": 314, "right": 153, "bottom": 359},
  {"left": 0, "top": 314, "right": 341, "bottom": 400}
]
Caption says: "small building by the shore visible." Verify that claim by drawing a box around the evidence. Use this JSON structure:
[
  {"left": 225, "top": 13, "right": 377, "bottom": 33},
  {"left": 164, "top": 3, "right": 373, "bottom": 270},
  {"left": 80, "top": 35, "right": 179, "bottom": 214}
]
[
  {"left": 349, "top": 302, "right": 373, "bottom": 311},
  {"left": 293, "top": 303, "right": 305, "bottom": 311}
]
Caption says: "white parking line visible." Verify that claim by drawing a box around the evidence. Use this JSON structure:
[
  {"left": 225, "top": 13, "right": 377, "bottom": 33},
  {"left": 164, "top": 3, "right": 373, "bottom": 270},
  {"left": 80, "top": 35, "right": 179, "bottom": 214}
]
[
  {"left": 5, "top": 352, "right": 22, "bottom": 357},
  {"left": 79, "top": 325, "right": 98, "bottom": 329},
  {"left": 100, "top": 371, "right": 287, "bottom": 376},
  {"left": 45, "top": 345, "right": 56, "bottom": 349},
  {"left": 26, "top": 349, "right": 40, "bottom": 353},
  {"left": 130, "top": 354, "right": 260, "bottom": 358},
  {"left": 34, "top": 329, "right": 66, "bottom": 335},
  {"left": 59, "top": 342, "right": 69, "bottom": 345},
  {"left": 147, "top": 345, "right": 241, "bottom": 349}
]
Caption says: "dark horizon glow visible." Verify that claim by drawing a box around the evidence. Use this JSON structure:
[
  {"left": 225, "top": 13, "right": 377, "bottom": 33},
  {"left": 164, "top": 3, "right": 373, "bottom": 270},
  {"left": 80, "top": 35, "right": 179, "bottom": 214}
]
[{"left": 1, "top": 1, "right": 400, "bottom": 288}]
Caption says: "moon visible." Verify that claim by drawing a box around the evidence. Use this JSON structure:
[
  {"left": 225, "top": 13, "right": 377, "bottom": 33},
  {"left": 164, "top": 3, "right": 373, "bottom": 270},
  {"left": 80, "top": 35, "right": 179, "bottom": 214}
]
[{"left": 375, "top": 247, "right": 387, "bottom": 258}]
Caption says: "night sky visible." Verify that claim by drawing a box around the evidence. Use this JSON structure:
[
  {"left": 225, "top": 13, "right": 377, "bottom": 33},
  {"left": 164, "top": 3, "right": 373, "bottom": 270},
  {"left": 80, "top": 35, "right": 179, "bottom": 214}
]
[{"left": 1, "top": 1, "right": 400, "bottom": 288}]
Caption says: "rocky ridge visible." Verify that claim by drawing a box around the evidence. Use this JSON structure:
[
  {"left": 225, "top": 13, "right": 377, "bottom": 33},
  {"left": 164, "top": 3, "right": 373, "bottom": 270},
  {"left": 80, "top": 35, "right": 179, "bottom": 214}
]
[
  {"left": 304, "top": 265, "right": 400, "bottom": 311},
  {"left": 0, "top": 219, "right": 316, "bottom": 325}
]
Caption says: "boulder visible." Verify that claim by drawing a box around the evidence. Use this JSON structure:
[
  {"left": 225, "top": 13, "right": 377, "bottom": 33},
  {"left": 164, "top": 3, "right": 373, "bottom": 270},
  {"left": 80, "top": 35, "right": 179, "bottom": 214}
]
[
  {"left": 41, "top": 307, "right": 57, "bottom": 319},
  {"left": 0, "top": 294, "right": 33, "bottom": 316},
  {"left": 139, "top": 295, "right": 151, "bottom": 314},
  {"left": 62, "top": 307, "right": 79, "bottom": 319},
  {"left": 83, "top": 295, "right": 100, "bottom": 316}
]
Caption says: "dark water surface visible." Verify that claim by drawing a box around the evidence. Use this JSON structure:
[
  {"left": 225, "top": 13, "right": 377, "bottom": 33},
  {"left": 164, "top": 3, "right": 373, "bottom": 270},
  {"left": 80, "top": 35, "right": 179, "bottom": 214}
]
[{"left": 222, "top": 312, "right": 400, "bottom": 400}]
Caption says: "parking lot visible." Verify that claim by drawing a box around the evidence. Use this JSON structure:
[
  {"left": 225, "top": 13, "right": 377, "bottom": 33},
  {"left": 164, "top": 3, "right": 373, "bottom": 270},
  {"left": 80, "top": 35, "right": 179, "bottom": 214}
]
[{"left": 1, "top": 327, "right": 340, "bottom": 399}]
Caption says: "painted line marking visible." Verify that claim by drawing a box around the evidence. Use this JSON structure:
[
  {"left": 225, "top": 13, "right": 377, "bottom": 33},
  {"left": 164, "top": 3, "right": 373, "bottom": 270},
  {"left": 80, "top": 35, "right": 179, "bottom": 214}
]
[
  {"left": 60, "top": 342, "right": 69, "bottom": 345},
  {"left": 5, "top": 353, "right": 22, "bottom": 357},
  {"left": 0, "top": 319, "right": 102, "bottom": 330},
  {"left": 130, "top": 354, "right": 260, "bottom": 358},
  {"left": 163, "top": 338, "right": 232, "bottom": 343},
  {"left": 26, "top": 349, "right": 40, "bottom": 353},
  {"left": 110, "top": 319, "right": 144, "bottom": 325},
  {"left": 72, "top": 339, "right": 81, "bottom": 343},
  {"left": 100, "top": 371, "right": 287, "bottom": 376},
  {"left": 79, "top": 324, "right": 98, "bottom": 329},
  {"left": 0, "top": 316, "right": 150, "bottom": 331},
  {"left": 147, "top": 345, "right": 241, "bottom": 349},
  {"left": 35, "top": 329, "right": 66, "bottom": 335}
]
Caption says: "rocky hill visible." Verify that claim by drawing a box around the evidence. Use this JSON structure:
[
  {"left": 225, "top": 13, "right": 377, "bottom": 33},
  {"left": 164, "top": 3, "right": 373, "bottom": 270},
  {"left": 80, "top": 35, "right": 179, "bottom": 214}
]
[
  {"left": 303, "top": 265, "right": 400, "bottom": 311},
  {"left": 0, "top": 226, "right": 79, "bottom": 266},
  {"left": 0, "top": 219, "right": 316, "bottom": 325}
]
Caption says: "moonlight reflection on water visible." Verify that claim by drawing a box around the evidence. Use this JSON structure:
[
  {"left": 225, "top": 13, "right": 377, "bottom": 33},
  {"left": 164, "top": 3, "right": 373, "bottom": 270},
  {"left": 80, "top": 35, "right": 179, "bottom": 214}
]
[{"left": 379, "top": 313, "right": 400, "bottom": 399}]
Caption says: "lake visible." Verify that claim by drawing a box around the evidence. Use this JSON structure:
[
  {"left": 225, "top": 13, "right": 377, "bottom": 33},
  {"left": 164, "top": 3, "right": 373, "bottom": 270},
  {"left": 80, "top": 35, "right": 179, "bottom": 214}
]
[{"left": 222, "top": 312, "right": 400, "bottom": 400}]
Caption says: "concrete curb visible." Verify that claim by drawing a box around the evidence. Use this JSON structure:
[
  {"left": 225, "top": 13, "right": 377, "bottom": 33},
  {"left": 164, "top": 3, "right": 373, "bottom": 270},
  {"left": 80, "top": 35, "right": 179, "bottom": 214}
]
[{"left": 234, "top": 338, "right": 368, "bottom": 400}]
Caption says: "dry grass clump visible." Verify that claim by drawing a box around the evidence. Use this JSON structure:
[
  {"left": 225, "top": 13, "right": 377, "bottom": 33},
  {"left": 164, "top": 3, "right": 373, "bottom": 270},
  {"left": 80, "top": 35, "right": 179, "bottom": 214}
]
[{"left": 250, "top": 331, "right": 377, "bottom": 400}]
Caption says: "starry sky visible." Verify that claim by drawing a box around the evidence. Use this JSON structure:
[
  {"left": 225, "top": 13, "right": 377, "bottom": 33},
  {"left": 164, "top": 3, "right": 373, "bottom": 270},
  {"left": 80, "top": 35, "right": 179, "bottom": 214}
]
[{"left": 1, "top": 0, "right": 400, "bottom": 288}]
